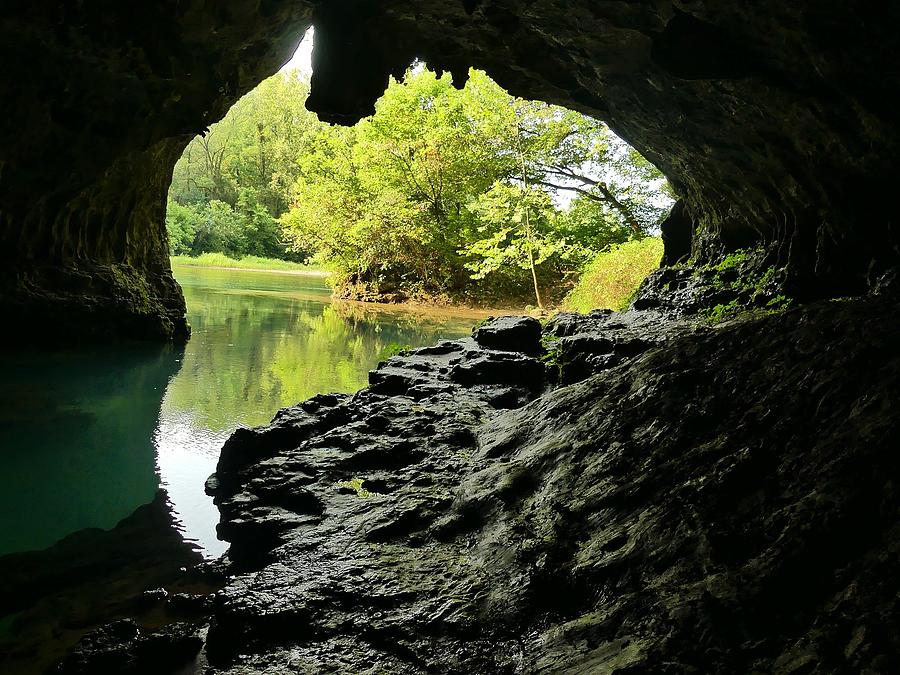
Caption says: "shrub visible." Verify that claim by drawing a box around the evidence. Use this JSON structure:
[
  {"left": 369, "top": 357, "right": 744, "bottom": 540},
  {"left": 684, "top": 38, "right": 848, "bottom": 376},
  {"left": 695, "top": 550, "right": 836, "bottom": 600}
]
[
  {"left": 165, "top": 200, "right": 202, "bottom": 255},
  {"left": 562, "top": 237, "right": 664, "bottom": 313}
]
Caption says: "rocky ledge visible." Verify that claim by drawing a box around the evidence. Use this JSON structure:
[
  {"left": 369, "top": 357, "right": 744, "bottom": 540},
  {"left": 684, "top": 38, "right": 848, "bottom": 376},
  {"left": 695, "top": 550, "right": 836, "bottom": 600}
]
[{"left": 64, "top": 291, "right": 900, "bottom": 673}]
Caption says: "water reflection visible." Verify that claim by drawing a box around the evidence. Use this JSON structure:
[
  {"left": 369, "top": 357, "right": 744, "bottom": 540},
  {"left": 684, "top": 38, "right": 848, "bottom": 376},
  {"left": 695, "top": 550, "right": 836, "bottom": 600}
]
[
  {"left": 0, "top": 266, "right": 483, "bottom": 672},
  {"left": 0, "top": 267, "right": 481, "bottom": 560},
  {"left": 0, "top": 490, "right": 211, "bottom": 675},
  {"left": 157, "top": 266, "right": 480, "bottom": 555}
]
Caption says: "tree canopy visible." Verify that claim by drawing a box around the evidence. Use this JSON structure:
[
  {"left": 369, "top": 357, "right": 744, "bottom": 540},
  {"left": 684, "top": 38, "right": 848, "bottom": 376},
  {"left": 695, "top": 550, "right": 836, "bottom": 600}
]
[
  {"left": 167, "top": 65, "right": 673, "bottom": 305},
  {"left": 166, "top": 71, "right": 316, "bottom": 260}
]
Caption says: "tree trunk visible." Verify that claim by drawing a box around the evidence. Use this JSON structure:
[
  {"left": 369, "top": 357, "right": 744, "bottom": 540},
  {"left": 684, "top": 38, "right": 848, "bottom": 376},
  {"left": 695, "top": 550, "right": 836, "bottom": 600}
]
[
  {"left": 517, "top": 144, "right": 544, "bottom": 310},
  {"left": 529, "top": 246, "right": 544, "bottom": 310},
  {"left": 595, "top": 182, "right": 643, "bottom": 236}
]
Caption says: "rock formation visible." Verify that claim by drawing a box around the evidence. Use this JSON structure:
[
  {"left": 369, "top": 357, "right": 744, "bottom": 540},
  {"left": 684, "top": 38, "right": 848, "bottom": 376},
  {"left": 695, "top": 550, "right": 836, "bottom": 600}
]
[
  {"left": 3, "top": 2, "right": 900, "bottom": 336},
  {"left": 60, "top": 294, "right": 900, "bottom": 672},
  {"left": 2, "top": 2, "right": 900, "bottom": 673},
  {"left": 0, "top": 490, "right": 215, "bottom": 674}
]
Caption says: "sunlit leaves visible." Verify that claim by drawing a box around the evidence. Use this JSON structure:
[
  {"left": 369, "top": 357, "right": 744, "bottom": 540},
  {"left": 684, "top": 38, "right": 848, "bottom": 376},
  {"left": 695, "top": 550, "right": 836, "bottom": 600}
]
[{"left": 172, "top": 62, "right": 674, "bottom": 302}]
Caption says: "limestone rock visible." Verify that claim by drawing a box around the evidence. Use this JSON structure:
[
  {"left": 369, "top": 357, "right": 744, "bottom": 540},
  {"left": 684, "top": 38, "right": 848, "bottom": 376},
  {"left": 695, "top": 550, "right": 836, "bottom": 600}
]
[
  {"left": 61, "top": 298, "right": 897, "bottom": 673},
  {"left": 472, "top": 315, "right": 542, "bottom": 354},
  {"left": 59, "top": 620, "right": 203, "bottom": 675},
  {"left": 34, "top": 296, "right": 900, "bottom": 673}
]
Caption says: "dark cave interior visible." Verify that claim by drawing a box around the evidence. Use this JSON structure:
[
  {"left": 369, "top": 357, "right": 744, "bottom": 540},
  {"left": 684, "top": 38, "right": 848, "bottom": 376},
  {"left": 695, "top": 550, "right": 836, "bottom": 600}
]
[{"left": 2, "top": 2, "right": 900, "bottom": 673}]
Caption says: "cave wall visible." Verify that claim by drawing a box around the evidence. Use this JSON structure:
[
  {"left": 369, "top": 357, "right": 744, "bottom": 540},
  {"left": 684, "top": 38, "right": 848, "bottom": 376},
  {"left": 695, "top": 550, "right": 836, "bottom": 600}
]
[
  {"left": 0, "top": 1, "right": 315, "bottom": 341},
  {"left": 2, "top": 1, "right": 899, "bottom": 338},
  {"left": 306, "top": 1, "right": 900, "bottom": 297}
]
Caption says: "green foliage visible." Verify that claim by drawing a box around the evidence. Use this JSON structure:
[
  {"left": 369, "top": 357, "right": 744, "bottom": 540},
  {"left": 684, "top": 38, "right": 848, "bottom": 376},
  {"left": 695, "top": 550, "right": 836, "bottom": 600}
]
[
  {"left": 701, "top": 300, "right": 742, "bottom": 324},
  {"left": 713, "top": 249, "right": 752, "bottom": 272},
  {"left": 281, "top": 67, "right": 672, "bottom": 303},
  {"left": 463, "top": 184, "right": 561, "bottom": 279},
  {"left": 554, "top": 195, "right": 634, "bottom": 257},
  {"left": 700, "top": 255, "right": 794, "bottom": 324},
  {"left": 562, "top": 238, "right": 664, "bottom": 313},
  {"left": 164, "top": 199, "right": 246, "bottom": 257},
  {"left": 539, "top": 334, "right": 564, "bottom": 380},
  {"left": 167, "top": 70, "right": 317, "bottom": 260},
  {"left": 376, "top": 343, "right": 412, "bottom": 361},
  {"left": 170, "top": 252, "right": 322, "bottom": 272},
  {"left": 197, "top": 200, "right": 246, "bottom": 256},
  {"left": 700, "top": 247, "right": 794, "bottom": 324},
  {"left": 336, "top": 478, "right": 381, "bottom": 498},
  {"left": 165, "top": 201, "right": 200, "bottom": 255},
  {"left": 700, "top": 295, "right": 794, "bottom": 325},
  {"left": 170, "top": 64, "right": 673, "bottom": 305},
  {"left": 282, "top": 69, "right": 509, "bottom": 300},
  {"left": 767, "top": 294, "right": 792, "bottom": 309}
]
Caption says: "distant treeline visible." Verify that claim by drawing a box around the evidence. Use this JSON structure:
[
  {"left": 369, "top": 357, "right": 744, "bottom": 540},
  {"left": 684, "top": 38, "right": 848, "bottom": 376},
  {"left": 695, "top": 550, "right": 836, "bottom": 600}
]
[{"left": 167, "top": 66, "right": 673, "bottom": 307}]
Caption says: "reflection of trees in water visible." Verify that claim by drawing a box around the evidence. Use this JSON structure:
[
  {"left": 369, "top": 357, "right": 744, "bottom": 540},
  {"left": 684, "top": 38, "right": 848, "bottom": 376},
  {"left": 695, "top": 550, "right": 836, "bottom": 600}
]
[{"left": 164, "top": 287, "right": 474, "bottom": 432}]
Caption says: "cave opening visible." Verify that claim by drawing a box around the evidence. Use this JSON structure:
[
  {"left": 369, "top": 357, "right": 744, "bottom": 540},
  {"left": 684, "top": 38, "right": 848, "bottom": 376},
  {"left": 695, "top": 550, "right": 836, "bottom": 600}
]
[
  {"left": 150, "top": 25, "right": 678, "bottom": 568},
  {"left": 165, "top": 27, "right": 675, "bottom": 313},
  {"left": 2, "top": 3, "right": 900, "bottom": 672},
  {"left": 1, "top": 18, "right": 680, "bottom": 669}
]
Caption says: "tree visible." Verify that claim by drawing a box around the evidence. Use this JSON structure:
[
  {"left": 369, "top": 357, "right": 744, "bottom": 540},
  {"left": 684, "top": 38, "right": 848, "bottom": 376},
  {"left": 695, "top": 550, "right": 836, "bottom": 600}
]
[
  {"left": 457, "top": 71, "right": 669, "bottom": 305},
  {"left": 165, "top": 201, "right": 200, "bottom": 255},
  {"left": 167, "top": 69, "right": 321, "bottom": 260},
  {"left": 463, "top": 70, "right": 669, "bottom": 237},
  {"left": 464, "top": 183, "right": 561, "bottom": 308},
  {"left": 283, "top": 68, "right": 511, "bottom": 298},
  {"left": 172, "top": 63, "right": 673, "bottom": 303},
  {"left": 193, "top": 200, "right": 245, "bottom": 256}
]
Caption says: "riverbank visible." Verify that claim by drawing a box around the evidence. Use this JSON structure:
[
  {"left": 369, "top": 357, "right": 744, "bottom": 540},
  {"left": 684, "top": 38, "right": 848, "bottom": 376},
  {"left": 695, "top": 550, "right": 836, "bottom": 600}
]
[
  {"left": 333, "top": 295, "right": 528, "bottom": 322},
  {"left": 172, "top": 258, "right": 532, "bottom": 316},
  {"left": 170, "top": 253, "right": 327, "bottom": 276}
]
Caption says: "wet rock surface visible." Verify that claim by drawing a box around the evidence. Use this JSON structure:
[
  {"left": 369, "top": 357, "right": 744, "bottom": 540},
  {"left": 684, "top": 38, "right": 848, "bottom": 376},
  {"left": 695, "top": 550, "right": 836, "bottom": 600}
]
[
  {"left": 472, "top": 316, "right": 542, "bottom": 354},
  {"left": 543, "top": 309, "right": 701, "bottom": 385},
  {"left": 67, "top": 306, "right": 900, "bottom": 673},
  {"left": 0, "top": 491, "right": 220, "bottom": 675},
  {"left": 59, "top": 620, "right": 204, "bottom": 675}
]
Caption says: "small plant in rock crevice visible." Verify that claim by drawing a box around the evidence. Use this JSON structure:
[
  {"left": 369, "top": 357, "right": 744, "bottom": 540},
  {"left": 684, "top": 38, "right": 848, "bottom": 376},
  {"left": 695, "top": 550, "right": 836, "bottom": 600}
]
[
  {"left": 713, "top": 249, "right": 752, "bottom": 272},
  {"left": 336, "top": 477, "right": 382, "bottom": 499},
  {"left": 539, "top": 334, "right": 564, "bottom": 381},
  {"left": 696, "top": 246, "right": 795, "bottom": 323},
  {"left": 701, "top": 293, "right": 794, "bottom": 325}
]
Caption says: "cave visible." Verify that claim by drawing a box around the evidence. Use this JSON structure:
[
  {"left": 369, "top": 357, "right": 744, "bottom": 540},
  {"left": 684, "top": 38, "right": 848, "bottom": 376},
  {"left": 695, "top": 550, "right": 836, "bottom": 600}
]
[{"left": 2, "top": 1, "right": 900, "bottom": 673}]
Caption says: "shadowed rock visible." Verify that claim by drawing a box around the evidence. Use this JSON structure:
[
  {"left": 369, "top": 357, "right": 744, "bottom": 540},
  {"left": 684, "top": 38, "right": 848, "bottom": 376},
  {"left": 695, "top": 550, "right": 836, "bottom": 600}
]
[
  {"left": 472, "top": 316, "right": 542, "bottom": 354},
  {"left": 65, "top": 306, "right": 900, "bottom": 672}
]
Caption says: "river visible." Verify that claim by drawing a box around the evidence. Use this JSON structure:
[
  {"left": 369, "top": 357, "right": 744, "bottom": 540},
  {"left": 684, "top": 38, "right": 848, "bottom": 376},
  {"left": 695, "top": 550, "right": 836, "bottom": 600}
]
[{"left": 0, "top": 266, "right": 482, "bottom": 559}]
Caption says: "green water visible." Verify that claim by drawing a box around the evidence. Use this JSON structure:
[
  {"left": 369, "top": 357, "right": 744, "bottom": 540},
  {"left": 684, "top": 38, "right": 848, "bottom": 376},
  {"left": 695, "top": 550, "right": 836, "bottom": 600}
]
[
  {"left": 0, "top": 345, "right": 182, "bottom": 556},
  {"left": 0, "top": 267, "right": 479, "bottom": 558}
]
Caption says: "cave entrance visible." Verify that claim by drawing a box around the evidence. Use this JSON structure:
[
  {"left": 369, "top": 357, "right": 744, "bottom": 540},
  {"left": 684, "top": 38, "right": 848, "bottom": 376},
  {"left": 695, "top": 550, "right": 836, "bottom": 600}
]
[
  {"left": 165, "top": 28, "right": 674, "bottom": 312},
  {"left": 156, "top": 27, "right": 672, "bottom": 557}
]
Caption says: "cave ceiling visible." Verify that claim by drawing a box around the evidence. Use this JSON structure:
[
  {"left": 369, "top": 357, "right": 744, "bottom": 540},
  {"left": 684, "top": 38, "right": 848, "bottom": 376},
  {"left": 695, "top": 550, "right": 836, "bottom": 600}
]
[{"left": 0, "top": 1, "right": 898, "bottom": 338}]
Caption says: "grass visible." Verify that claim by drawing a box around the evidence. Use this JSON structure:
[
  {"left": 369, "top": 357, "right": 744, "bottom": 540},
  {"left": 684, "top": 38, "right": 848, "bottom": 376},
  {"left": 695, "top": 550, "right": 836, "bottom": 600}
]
[
  {"left": 563, "top": 237, "right": 664, "bottom": 313},
  {"left": 170, "top": 252, "right": 324, "bottom": 273},
  {"left": 376, "top": 342, "right": 412, "bottom": 362}
]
